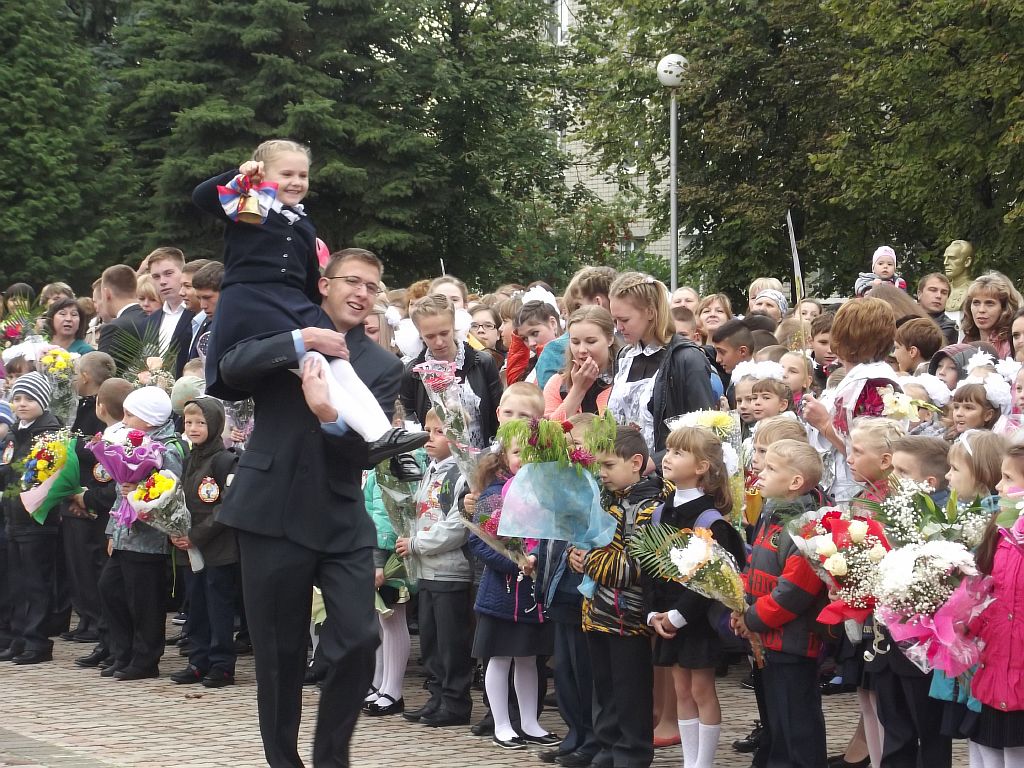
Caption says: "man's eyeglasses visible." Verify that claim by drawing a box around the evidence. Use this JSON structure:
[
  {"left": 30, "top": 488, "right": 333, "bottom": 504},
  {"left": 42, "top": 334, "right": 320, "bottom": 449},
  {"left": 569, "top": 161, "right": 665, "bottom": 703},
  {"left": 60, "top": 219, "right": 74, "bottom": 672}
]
[
  {"left": 327, "top": 275, "right": 383, "bottom": 295},
  {"left": 470, "top": 322, "right": 496, "bottom": 332}
]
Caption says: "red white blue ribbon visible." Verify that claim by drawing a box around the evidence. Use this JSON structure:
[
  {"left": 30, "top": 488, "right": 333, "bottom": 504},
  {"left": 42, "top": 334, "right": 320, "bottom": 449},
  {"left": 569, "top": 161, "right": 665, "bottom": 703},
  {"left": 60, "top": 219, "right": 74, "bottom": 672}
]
[{"left": 217, "top": 174, "right": 279, "bottom": 223}]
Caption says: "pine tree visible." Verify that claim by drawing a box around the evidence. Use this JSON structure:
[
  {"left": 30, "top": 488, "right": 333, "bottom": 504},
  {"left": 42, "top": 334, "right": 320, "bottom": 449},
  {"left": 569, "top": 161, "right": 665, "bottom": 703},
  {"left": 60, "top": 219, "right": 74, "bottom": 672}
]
[
  {"left": 0, "top": 0, "right": 135, "bottom": 290},
  {"left": 113, "top": 0, "right": 440, "bottom": 273}
]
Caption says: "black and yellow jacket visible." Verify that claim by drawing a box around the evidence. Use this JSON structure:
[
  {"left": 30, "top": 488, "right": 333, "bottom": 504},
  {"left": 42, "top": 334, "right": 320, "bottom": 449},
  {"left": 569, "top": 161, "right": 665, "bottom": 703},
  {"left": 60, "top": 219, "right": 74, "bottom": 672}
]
[{"left": 582, "top": 474, "right": 671, "bottom": 636}]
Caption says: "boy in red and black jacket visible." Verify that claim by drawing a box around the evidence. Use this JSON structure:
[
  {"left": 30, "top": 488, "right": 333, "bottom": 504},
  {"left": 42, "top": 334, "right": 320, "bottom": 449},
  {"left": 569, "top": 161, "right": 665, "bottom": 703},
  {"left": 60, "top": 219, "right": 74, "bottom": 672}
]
[{"left": 733, "top": 439, "right": 827, "bottom": 768}]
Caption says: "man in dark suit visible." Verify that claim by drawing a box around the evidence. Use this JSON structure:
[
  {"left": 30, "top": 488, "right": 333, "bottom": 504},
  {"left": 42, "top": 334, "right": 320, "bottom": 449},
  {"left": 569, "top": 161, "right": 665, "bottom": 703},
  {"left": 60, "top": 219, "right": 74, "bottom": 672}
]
[
  {"left": 216, "top": 248, "right": 399, "bottom": 768},
  {"left": 96, "top": 265, "right": 150, "bottom": 377},
  {"left": 144, "top": 247, "right": 195, "bottom": 377}
]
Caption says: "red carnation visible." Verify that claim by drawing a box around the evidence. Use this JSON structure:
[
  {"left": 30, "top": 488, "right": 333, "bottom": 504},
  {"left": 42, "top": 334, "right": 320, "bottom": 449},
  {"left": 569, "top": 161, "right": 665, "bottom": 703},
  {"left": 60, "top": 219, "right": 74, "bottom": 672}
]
[
  {"left": 127, "top": 430, "right": 145, "bottom": 447},
  {"left": 561, "top": 420, "right": 574, "bottom": 433}
]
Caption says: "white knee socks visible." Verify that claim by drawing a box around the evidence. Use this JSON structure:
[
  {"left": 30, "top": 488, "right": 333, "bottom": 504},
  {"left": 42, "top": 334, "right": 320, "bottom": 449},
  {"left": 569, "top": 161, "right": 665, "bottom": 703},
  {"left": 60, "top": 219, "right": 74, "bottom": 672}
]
[
  {"left": 679, "top": 718, "right": 700, "bottom": 767},
  {"left": 696, "top": 723, "right": 720, "bottom": 768}
]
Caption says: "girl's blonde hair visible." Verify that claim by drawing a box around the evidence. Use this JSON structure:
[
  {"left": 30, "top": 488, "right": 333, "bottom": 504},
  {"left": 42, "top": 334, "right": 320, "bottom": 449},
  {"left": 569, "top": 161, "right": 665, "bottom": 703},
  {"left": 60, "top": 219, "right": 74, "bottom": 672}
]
[
  {"left": 252, "top": 139, "right": 312, "bottom": 165},
  {"left": 664, "top": 426, "right": 732, "bottom": 515},
  {"left": 776, "top": 318, "right": 813, "bottom": 350},
  {"left": 561, "top": 306, "right": 620, "bottom": 387},
  {"left": 977, "top": 444, "right": 1024, "bottom": 574},
  {"left": 410, "top": 294, "right": 455, "bottom": 328},
  {"left": 781, "top": 350, "right": 813, "bottom": 381},
  {"left": 609, "top": 272, "right": 674, "bottom": 346},
  {"left": 948, "top": 430, "right": 1007, "bottom": 499},
  {"left": 368, "top": 302, "right": 395, "bottom": 352},
  {"left": 849, "top": 416, "right": 906, "bottom": 453},
  {"left": 962, "top": 272, "right": 1022, "bottom": 345}
]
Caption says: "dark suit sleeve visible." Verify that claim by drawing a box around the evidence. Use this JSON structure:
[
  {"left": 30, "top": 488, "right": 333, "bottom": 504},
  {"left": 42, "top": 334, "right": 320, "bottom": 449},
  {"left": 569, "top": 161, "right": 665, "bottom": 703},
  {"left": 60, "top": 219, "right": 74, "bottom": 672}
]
[
  {"left": 370, "top": 353, "right": 402, "bottom": 420},
  {"left": 97, "top": 323, "right": 115, "bottom": 356},
  {"left": 400, "top": 365, "right": 423, "bottom": 425},
  {"left": 219, "top": 332, "right": 300, "bottom": 392},
  {"left": 192, "top": 170, "right": 240, "bottom": 221}
]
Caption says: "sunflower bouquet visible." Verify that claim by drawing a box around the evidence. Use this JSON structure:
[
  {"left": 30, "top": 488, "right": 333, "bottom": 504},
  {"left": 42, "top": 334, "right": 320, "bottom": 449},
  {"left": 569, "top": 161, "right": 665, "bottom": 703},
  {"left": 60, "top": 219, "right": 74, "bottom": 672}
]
[{"left": 631, "top": 524, "right": 763, "bottom": 666}]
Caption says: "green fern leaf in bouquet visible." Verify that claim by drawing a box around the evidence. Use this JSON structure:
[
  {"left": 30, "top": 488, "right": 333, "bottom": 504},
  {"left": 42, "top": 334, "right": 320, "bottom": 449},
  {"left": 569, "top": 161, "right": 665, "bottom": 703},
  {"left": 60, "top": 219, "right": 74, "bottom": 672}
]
[
  {"left": 628, "top": 523, "right": 693, "bottom": 581},
  {"left": 110, "top": 324, "right": 179, "bottom": 392}
]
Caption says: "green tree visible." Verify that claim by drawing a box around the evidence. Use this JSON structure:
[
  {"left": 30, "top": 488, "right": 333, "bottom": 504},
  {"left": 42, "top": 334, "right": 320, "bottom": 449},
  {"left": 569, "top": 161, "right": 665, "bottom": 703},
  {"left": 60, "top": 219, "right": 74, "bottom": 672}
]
[
  {"left": 570, "top": 0, "right": 903, "bottom": 298},
  {"left": 0, "top": 0, "right": 135, "bottom": 290},
  {"left": 407, "top": 0, "right": 572, "bottom": 281},
  {"left": 813, "top": 0, "right": 1024, "bottom": 279},
  {"left": 113, "top": 0, "right": 440, "bottom": 271}
]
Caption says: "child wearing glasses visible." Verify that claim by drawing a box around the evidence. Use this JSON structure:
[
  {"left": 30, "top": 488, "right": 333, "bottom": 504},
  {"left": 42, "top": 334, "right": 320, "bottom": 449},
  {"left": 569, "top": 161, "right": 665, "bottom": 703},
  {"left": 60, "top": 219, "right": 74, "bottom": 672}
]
[{"left": 193, "top": 139, "right": 425, "bottom": 462}]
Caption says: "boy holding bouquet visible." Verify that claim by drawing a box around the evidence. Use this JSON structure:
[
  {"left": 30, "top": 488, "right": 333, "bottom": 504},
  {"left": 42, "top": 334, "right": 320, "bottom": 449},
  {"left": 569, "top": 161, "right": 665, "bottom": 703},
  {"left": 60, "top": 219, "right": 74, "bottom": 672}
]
[
  {"left": 169, "top": 397, "right": 240, "bottom": 688},
  {"left": 732, "top": 439, "right": 827, "bottom": 768},
  {"left": 99, "top": 386, "right": 186, "bottom": 680},
  {"left": 0, "top": 373, "right": 62, "bottom": 664}
]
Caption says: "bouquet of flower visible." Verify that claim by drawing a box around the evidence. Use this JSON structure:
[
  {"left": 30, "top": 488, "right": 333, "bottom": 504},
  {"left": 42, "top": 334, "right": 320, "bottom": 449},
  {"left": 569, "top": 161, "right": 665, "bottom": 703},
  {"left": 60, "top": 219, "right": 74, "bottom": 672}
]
[
  {"left": 495, "top": 412, "right": 617, "bottom": 550},
  {"left": 224, "top": 398, "right": 255, "bottom": 449},
  {"left": 110, "top": 325, "right": 178, "bottom": 394},
  {"left": 413, "top": 360, "right": 481, "bottom": 480},
  {"left": 375, "top": 552, "right": 411, "bottom": 618},
  {"left": 90, "top": 429, "right": 166, "bottom": 528},
  {"left": 788, "top": 508, "right": 890, "bottom": 632},
  {"left": 861, "top": 478, "right": 991, "bottom": 548},
  {"left": 873, "top": 540, "right": 991, "bottom": 676},
  {"left": 0, "top": 306, "right": 43, "bottom": 352},
  {"left": 630, "top": 524, "right": 763, "bottom": 667},
  {"left": 375, "top": 456, "right": 422, "bottom": 581},
  {"left": 39, "top": 347, "right": 78, "bottom": 426},
  {"left": 463, "top": 482, "right": 532, "bottom": 568},
  {"left": 666, "top": 410, "right": 744, "bottom": 525},
  {"left": 128, "top": 470, "right": 204, "bottom": 572},
  {"left": 19, "top": 429, "right": 83, "bottom": 524}
]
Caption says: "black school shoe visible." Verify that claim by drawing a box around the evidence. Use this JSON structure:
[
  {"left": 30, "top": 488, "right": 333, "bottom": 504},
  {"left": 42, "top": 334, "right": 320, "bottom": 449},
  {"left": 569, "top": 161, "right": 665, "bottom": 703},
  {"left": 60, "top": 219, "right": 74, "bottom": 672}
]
[
  {"left": 732, "top": 721, "right": 762, "bottom": 753},
  {"left": 403, "top": 701, "right": 438, "bottom": 722},
  {"left": 0, "top": 644, "right": 25, "bottom": 662},
  {"left": 492, "top": 735, "right": 527, "bottom": 750},
  {"left": 366, "top": 429, "right": 429, "bottom": 466},
  {"left": 114, "top": 666, "right": 160, "bottom": 681},
  {"left": 201, "top": 669, "right": 235, "bottom": 688},
  {"left": 12, "top": 649, "right": 53, "bottom": 665},
  {"left": 170, "top": 664, "right": 206, "bottom": 684},
  {"left": 365, "top": 694, "right": 404, "bottom": 716},
  {"left": 75, "top": 646, "right": 110, "bottom": 668}
]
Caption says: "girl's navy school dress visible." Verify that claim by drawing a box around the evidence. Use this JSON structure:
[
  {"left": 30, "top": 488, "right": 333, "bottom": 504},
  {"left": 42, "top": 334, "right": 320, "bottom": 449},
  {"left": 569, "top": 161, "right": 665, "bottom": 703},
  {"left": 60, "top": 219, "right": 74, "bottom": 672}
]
[
  {"left": 646, "top": 490, "right": 747, "bottom": 669},
  {"left": 192, "top": 170, "right": 332, "bottom": 401}
]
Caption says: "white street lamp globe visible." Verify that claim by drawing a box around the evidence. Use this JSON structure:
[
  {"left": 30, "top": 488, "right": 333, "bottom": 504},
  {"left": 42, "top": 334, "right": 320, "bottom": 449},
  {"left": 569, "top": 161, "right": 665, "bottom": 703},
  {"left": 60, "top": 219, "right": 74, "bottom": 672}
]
[{"left": 656, "top": 54, "right": 688, "bottom": 88}]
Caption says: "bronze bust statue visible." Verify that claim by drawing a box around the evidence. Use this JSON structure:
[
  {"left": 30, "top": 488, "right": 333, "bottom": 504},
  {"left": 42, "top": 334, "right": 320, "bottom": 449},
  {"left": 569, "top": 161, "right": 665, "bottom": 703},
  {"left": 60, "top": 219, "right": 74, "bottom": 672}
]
[{"left": 943, "top": 240, "right": 975, "bottom": 312}]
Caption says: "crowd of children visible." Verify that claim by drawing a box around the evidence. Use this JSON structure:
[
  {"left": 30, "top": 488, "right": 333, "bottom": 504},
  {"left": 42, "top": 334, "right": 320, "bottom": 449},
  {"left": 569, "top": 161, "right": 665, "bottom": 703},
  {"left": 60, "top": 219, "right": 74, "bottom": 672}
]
[{"left": 3, "top": 139, "right": 1024, "bottom": 768}]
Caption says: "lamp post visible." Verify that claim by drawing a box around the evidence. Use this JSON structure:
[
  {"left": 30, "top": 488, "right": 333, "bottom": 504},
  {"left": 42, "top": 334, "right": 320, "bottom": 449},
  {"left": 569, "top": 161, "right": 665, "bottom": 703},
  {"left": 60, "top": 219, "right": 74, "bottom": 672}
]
[{"left": 657, "top": 53, "right": 687, "bottom": 291}]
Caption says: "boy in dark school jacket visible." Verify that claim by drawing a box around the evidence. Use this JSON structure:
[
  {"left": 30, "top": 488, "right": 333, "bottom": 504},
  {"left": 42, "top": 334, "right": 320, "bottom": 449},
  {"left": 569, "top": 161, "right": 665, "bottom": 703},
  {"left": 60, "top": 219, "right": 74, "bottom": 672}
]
[
  {"left": 732, "top": 439, "right": 827, "bottom": 768},
  {"left": 0, "top": 373, "right": 63, "bottom": 664},
  {"left": 169, "top": 397, "right": 239, "bottom": 688}
]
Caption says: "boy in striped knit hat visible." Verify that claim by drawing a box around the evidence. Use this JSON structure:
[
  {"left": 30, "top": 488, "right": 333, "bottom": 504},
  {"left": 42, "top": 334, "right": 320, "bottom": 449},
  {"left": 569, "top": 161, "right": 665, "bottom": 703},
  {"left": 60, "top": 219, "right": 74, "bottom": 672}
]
[{"left": 732, "top": 439, "right": 827, "bottom": 768}]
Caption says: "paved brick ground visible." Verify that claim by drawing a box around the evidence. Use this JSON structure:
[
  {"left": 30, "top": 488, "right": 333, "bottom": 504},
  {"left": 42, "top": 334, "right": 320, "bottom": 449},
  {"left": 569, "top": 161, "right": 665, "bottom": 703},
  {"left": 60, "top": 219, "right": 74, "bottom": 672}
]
[{"left": 0, "top": 622, "right": 967, "bottom": 767}]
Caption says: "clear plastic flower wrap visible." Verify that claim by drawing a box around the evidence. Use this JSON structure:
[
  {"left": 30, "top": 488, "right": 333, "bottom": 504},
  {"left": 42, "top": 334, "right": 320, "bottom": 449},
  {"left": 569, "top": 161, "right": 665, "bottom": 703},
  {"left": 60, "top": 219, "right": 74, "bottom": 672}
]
[
  {"left": 412, "top": 359, "right": 482, "bottom": 480},
  {"left": 127, "top": 470, "right": 204, "bottom": 572}
]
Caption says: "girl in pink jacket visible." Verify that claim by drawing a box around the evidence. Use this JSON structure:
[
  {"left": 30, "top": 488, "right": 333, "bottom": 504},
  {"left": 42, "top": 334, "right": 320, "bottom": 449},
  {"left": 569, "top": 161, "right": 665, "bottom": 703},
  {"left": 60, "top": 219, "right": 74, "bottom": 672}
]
[{"left": 970, "top": 445, "right": 1024, "bottom": 767}]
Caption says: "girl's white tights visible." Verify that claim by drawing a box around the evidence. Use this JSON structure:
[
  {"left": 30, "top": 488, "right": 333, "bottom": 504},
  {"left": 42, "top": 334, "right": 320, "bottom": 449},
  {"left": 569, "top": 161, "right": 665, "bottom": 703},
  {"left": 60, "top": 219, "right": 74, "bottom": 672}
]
[
  {"left": 297, "top": 351, "right": 391, "bottom": 441},
  {"left": 485, "top": 656, "right": 547, "bottom": 742},
  {"left": 365, "top": 605, "right": 410, "bottom": 704},
  {"left": 970, "top": 742, "right": 1024, "bottom": 768}
]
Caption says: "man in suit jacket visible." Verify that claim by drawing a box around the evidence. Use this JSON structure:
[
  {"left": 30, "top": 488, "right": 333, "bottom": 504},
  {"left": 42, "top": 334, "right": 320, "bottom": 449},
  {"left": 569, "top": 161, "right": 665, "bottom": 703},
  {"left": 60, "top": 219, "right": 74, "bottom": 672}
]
[
  {"left": 145, "top": 248, "right": 195, "bottom": 377},
  {"left": 216, "top": 248, "right": 399, "bottom": 768},
  {"left": 96, "top": 265, "right": 150, "bottom": 377}
]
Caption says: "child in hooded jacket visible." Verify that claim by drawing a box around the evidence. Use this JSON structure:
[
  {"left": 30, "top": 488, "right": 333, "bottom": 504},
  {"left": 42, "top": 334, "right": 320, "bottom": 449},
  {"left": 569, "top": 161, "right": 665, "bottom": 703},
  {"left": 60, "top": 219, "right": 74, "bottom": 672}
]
[{"left": 169, "top": 397, "right": 239, "bottom": 689}]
